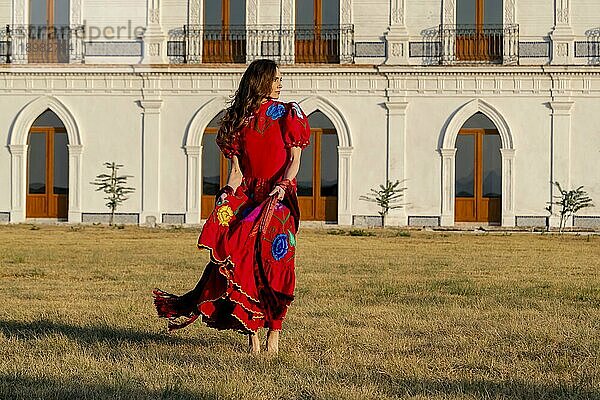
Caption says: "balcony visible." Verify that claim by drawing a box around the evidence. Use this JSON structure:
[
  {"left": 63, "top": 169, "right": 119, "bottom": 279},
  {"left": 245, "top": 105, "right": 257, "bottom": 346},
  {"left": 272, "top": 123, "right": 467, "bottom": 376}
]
[
  {"left": 168, "top": 24, "right": 354, "bottom": 64},
  {"left": 0, "top": 25, "right": 85, "bottom": 64},
  {"left": 439, "top": 24, "right": 519, "bottom": 65}
]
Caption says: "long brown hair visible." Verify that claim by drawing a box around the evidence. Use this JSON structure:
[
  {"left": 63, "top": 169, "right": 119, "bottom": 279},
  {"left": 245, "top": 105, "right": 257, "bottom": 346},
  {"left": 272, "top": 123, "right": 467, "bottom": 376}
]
[{"left": 217, "top": 59, "right": 278, "bottom": 150}]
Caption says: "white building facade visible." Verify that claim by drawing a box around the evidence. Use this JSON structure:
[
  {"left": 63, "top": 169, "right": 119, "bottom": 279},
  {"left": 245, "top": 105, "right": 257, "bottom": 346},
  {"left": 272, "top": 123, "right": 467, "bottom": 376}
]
[{"left": 0, "top": 0, "right": 599, "bottom": 228}]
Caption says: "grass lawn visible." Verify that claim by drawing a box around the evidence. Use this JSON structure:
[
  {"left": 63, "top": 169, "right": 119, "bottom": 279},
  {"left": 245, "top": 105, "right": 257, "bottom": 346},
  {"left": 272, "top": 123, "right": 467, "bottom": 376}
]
[{"left": 0, "top": 224, "right": 598, "bottom": 400}]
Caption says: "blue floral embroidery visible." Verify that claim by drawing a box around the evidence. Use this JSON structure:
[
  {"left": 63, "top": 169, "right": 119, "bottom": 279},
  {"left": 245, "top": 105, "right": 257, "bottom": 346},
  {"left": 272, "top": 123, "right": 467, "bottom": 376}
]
[
  {"left": 266, "top": 103, "right": 286, "bottom": 120},
  {"left": 291, "top": 102, "right": 304, "bottom": 119},
  {"left": 271, "top": 233, "right": 289, "bottom": 261}
]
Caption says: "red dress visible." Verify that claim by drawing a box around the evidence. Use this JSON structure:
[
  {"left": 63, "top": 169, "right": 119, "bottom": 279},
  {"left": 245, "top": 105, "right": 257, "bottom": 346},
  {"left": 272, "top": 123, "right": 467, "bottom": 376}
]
[{"left": 153, "top": 99, "right": 311, "bottom": 333}]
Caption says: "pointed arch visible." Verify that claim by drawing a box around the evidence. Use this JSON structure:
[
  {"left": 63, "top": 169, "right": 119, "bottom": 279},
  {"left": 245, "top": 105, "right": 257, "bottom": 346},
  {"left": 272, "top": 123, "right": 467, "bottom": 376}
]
[
  {"left": 8, "top": 96, "right": 83, "bottom": 223},
  {"left": 439, "top": 99, "right": 516, "bottom": 227},
  {"left": 184, "top": 96, "right": 229, "bottom": 148},
  {"left": 442, "top": 98, "right": 513, "bottom": 150},
  {"left": 9, "top": 95, "right": 82, "bottom": 147},
  {"left": 184, "top": 96, "right": 229, "bottom": 224},
  {"left": 298, "top": 96, "right": 353, "bottom": 225},
  {"left": 298, "top": 95, "right": 353, "bottom": 148}
]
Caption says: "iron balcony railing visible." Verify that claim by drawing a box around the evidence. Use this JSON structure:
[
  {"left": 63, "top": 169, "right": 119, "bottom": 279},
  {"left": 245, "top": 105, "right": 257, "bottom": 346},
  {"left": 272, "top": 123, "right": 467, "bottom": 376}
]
[
  {"left": 439, "top": 24, "right": 519, "bottom": 65},
  {"left": 0, "top": 24, "right": 85, "bottom": 64},
  {"left": 168, "top": 24, "right": 354, "bottom": 64}
]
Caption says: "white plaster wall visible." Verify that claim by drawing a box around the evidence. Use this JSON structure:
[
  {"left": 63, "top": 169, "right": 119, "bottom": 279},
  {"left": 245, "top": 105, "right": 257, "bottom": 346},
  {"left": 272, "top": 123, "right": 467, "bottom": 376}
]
[
  {"left": 0, "top": 98, "right": 12, "bottom": 212},
  {"left": 83, "top": 0, "right": 146, "bottom": 40},
  {"left": 571, "top": 1, "right": 600, "bottom": 37},
  {"left": 260, "top": 0, "right": 280, "bottom": 25},
  {"left": 74, "top": 95, "right": 143, "bottom": 213},
  {"left": 162, "top": 0, "right": 189, "bottom": 33},
  {"left": 570, "top": 98, "right": 600, "bottom": 214},
  {"left": 518, "top": 0, "right": 555, "bottom": 40},
  {"left": 406, "top": 0, "right": 440, "bottom": 37},
  {"left": 0, "top": 0, "right": 10, "bottom": 26},
  {"left": 354, "top": 0, "right": 389, "bottom": 40}
]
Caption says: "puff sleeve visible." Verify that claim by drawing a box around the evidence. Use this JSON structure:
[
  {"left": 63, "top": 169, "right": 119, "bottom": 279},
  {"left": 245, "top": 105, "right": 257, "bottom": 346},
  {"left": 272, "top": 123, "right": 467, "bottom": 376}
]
[
  {"left": 282, "top": 102, "right": 311, "bottom": 149},
  {"left": 216, "top": 130, "right": 242, "bottom": 159}
]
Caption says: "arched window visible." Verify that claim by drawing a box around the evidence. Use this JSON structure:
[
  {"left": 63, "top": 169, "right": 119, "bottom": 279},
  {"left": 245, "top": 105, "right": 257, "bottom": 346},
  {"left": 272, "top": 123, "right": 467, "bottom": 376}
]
[
  {"left": 455, "top": 112, "right": 501, "bottom": 223},
  {"left": 296, "top": 110, "right": 338, "bottom": 221},
  {"left": 27, "top": 109, "right": 69, "bottom": 218},
  {"left": 201, "top": 111, "right": 227, "bottom": 218}
]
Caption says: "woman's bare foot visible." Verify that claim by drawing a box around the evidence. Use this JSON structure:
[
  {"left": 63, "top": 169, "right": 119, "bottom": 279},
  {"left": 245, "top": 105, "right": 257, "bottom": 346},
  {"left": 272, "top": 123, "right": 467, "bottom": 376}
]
[
  {"left": 266, "top": 329, "right": 279, "bottom": 354},
  {"left": 248, "top": 332, "right": 260, "bottom": 354}
]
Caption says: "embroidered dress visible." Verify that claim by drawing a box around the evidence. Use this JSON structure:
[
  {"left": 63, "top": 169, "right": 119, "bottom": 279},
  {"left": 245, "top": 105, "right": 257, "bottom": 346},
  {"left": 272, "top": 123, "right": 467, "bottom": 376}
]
[{"left": 154, "top": 100, "right": 310, "bottom": 333}]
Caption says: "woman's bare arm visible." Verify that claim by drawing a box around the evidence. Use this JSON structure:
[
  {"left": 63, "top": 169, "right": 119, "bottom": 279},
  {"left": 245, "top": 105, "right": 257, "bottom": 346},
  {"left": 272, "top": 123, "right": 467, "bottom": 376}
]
[{"left": 226, "top": 155, "right": 243, "bottom": 190}]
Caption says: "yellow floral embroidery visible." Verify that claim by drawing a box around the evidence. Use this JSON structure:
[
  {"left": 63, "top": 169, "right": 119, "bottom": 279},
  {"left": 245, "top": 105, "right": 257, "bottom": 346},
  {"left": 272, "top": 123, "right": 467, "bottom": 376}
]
[{"left": 216, "top": 205, "right": 234, "bottom": 226}]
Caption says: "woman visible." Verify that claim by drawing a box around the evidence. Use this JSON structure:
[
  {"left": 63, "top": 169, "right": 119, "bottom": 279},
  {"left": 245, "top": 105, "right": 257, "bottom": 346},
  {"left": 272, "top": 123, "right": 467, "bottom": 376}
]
[{"left": 153, "top": 59, "right": 310, "bottom": 354}]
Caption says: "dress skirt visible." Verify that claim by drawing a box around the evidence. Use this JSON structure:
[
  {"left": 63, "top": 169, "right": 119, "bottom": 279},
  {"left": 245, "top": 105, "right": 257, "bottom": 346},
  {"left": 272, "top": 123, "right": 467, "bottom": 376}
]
[{"left": 153, "top": 177, "right": 299, "bottom": 334}]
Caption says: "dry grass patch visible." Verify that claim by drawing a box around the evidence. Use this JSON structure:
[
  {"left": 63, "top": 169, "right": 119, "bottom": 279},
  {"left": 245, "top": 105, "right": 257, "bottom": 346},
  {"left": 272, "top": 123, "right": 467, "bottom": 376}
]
[{"left": 0, "top": 225, "right": 598, "bottom": 399}]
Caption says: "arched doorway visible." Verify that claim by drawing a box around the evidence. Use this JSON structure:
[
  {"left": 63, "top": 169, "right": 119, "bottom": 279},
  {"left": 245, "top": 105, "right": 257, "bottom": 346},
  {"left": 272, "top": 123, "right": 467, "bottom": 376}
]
[
  {"left": 26, "top": 109, "right": 69, "bottom": 219},
  {"left": 455, "top": 112, "right": 501, "bottom": 223},
  {"left": 297, "top": 110, "right": 338, "bottom": 221},
  {"left": 201, "top": 111, "right": 227, "bottom": 219}
]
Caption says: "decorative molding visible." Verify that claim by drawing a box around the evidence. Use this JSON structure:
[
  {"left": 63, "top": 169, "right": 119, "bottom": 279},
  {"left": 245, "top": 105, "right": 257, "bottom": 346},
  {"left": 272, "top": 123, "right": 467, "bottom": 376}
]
[
  {"left": 71, "top": 0, "right": 83, "bottom": 25},
  {"left": 443, "top": 0, "right": 455, "bottom": 26},
  {"left": 390, "top": 0, "right": 404, "bottom": 25},
  {"left": 189, "top": 0, "right": 201, "bottom": 24},
  {"left": 555, "top": 0, "right": 570, "bottom": 25},
  {"left": 14, "top": 0, "right": 25, "bottom": 25},
  {"left": 247, "top": 0, "right": 259, "bottom": 25},
  {"left": 341, "top": 0, "right": 352, "bottom": 27},
  {"left": 504, "top": 0, "right": 516, "bottom": 25},
  {"left": 149, "top": 8, "right": 160, "bottom": 24},
  {"left": 282, "top": 0, "right": 293, "bottom": 26},
  {"left": 355, "top": 42, "right": 386, "bottom": 58}
]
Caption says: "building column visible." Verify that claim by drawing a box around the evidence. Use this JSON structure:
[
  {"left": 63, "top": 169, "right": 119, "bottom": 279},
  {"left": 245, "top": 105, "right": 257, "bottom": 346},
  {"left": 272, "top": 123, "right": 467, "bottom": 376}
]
[
  {"left": 384, "top": 0, "right": 409, "bottom": 65},
  {"left": 338, "top": 146, "right": 353, "bottom": 226},
  {"left": 142, "top": 0, "right": 168, "bottom": 64},
  {"left": 139, "top": 99, "right": 163, "bottom": 225},
  {"left": 500, "top": 148, "right": 516, "bottom": 226},
  {"left": 384, "top": 100, "right": 408, "bottom": 226},
  {"left": 548, "top": 100, "right": 574, "bottom": 228},
  {"left": 439, "top": 148, "right": 456, "bottom": 226},
  {"left": 185, "top": 145, "right": 202, "bottom": 224},
  {"left": 67, "top": 144, "right": 83, "bottom": 223},
  {"left": 550, "top": 0, "right": 574, "bottom": 64},
  {"left": 8, "top": 144, "right": 27, "bottom": 223}
]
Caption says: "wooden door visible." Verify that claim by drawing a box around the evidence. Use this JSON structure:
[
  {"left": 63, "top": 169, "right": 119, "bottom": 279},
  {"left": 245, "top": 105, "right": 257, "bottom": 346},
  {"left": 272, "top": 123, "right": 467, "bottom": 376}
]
[
  {"left": 455, "top": 128, "right": 501, "bottom": 223},
  {"left": 297, "top": 128, "right": 338, "bottom": 221},
  {"left": 26, "top": 127, "right": 69, "bottom": 218},
  {"left": 203, "top": 0, "right": 246, "bottom": 63},
  {"left": 28, "top": 0, "right": 70, "bottom": 63},
  {"left": 455, "top": 0, "right": 503, "bottom": 62},
  {"left": 295, "top": 0, "right": 340, "bottom": 63},
  {"left": 201, "top": 129, "right": 229, "bottom": 219}
]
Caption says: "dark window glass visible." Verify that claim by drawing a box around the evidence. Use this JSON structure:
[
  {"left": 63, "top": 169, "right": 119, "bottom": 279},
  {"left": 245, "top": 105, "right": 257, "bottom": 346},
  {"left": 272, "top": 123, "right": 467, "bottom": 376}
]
[
  {"left": 308, "top": 111, "right": 335, "bottom": 129},
  {"left": 322, "top": 0, "right": 339, "bottom": 26},
  {"left": 462, "top": 112, "right": 496, "bottom": 129},
  {"left": 29, "top": 0, "right": 47, "bottom": 26},
  {"left": 456, "top": 0, "right": 476, "bottom": 25},
  {"left": 230, "top": 0, "right": 246, "bottom": 26},
  {"left": 297, "top": 134, "right": 314, "bottom": 196},
  {"left": 54, "top": 0, "right": 70, "bottom": 27},
  {"left": 484, "top": 0, "right": 503, "bottom": 26},
  {"left": 296, "top": 0, "right": 314, "bottom": 27},
  {"left": 32, "top": 109, "right": 65, "bottom": 128},
  {"left": 320, "top": 133, "right": 338, "bottom": 197},
  {"left": 28, "top": 133, "right": 47, "bottom": 194},
  {"left": 455, "top": 134, "right": 475, "bottom": 197},
  {"left": 205, "top": 0, "right": 222, "bottom": 27},
  {"left": 483, "top": 134, "right": 502, "bottom": 198},
  {"left": 53, "top": 132, "right": 69, "bottom": 195},
  {"left": 208, "top": 111, "right": 225, "bottom": 129},
  {"left": 202, "top": 134, "right": 220, "bottom": 195}
]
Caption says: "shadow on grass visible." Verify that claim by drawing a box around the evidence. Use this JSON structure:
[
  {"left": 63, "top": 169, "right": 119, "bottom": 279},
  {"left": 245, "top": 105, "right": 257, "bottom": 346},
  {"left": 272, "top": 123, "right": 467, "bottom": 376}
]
[
  {"left": 0, "top": 318, "right": 242, "bottom": 350},
  {"left": 0, "top": 374, "right": 219, "bottom": 400}
]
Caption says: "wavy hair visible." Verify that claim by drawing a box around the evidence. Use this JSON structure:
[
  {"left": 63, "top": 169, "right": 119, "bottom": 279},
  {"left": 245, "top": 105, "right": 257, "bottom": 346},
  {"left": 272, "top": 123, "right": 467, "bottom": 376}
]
[{"left": 217, "top": 59, "right": 278, "bottom": 151}]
